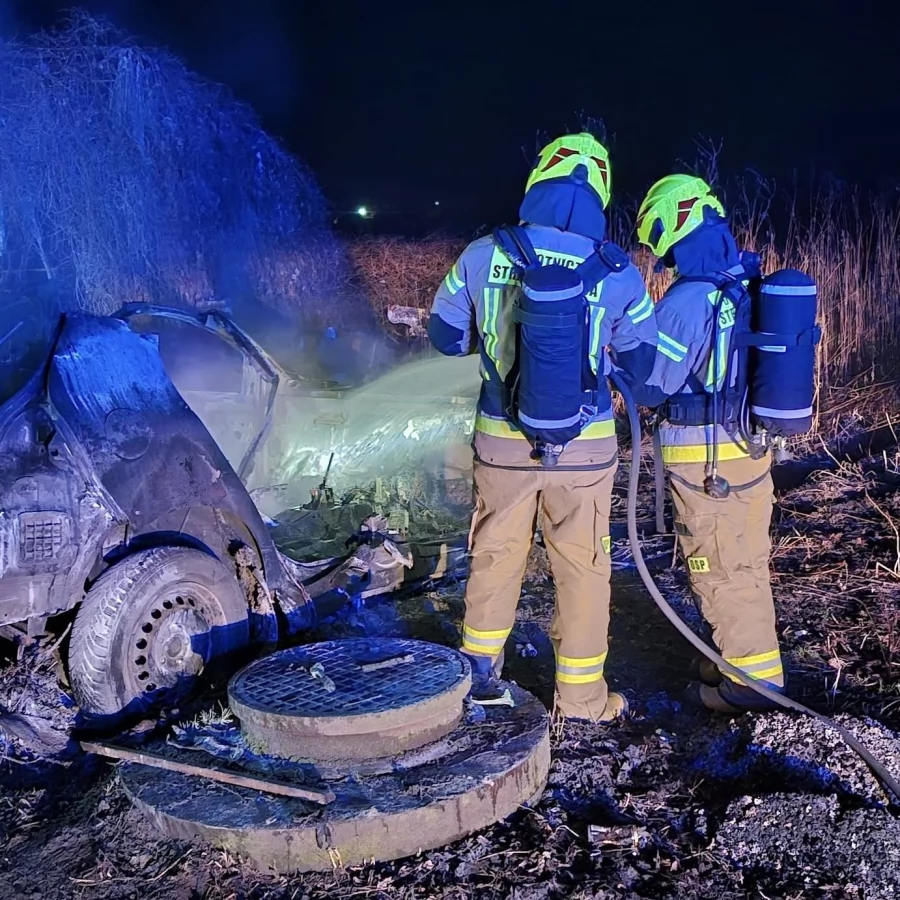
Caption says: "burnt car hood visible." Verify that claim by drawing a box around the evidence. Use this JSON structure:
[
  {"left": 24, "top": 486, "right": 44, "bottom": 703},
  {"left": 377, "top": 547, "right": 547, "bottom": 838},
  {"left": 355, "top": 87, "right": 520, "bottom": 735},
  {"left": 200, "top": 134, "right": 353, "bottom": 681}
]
[{"left": 47, "top": 314, "right": 272, "bottom": 548}]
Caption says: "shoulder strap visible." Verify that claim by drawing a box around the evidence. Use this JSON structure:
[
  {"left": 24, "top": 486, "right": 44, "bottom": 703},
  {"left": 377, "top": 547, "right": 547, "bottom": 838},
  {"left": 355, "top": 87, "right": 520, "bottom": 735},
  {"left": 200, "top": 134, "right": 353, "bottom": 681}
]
[
  {"left": 671, "top": 272, "right": 747, "bottom": 398},
  {"left": 676, "top": 272, "right": 750, "bottom": 318},
  {"left": 493, "top": 226, "right": 540, "bottom": 270}
]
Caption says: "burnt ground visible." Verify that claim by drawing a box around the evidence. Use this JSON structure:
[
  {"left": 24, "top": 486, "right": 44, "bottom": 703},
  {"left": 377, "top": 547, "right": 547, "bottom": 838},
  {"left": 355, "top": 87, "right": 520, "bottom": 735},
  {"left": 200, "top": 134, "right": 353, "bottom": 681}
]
[{"left": 4, "top": 436, "right": 900, "bottom": 898}]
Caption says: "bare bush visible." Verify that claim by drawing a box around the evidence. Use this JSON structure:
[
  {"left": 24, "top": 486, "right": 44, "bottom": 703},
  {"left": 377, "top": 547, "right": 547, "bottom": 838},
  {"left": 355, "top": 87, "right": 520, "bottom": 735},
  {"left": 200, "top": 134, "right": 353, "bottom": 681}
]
[
  {"left": 776, "top": 188, "right": 900, "bottom": 390},
  {"left": 346, "top": 235, "right": 464, "bottom": 322},
  {"left": 0, "top": 12, "right": 348, "bottom": 317}
]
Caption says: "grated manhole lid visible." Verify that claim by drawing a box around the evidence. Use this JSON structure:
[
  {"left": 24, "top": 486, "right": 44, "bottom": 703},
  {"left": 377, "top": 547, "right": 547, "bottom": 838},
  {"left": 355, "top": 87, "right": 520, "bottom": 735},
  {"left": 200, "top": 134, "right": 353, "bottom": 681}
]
[{"left": 228, "top": 638, "right": 472, "bottom": 760}]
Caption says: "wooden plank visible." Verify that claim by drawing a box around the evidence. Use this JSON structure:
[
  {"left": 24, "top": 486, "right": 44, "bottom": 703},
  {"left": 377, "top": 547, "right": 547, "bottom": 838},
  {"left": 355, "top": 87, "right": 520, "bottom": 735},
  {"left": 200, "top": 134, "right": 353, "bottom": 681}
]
[{"left": 81, "top": 740, "right": 335, "bottom": 805}]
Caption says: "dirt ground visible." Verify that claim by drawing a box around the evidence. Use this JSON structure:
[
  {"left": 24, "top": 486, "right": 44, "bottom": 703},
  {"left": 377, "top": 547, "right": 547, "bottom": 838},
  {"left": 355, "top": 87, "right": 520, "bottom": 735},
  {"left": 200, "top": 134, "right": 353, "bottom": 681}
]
[{"left": 4, "top": 432, "right": 900, "bottom": 899}]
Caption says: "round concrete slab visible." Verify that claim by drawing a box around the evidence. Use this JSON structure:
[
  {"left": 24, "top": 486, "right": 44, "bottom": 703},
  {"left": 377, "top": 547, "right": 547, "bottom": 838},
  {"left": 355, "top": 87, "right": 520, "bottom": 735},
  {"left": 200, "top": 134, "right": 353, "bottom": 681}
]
[
  {"left": 228, "top": 638, "right": 471, "bottom": 761},
  {"left": 120, "top": 683, "right": 549, "bottom": 873}
]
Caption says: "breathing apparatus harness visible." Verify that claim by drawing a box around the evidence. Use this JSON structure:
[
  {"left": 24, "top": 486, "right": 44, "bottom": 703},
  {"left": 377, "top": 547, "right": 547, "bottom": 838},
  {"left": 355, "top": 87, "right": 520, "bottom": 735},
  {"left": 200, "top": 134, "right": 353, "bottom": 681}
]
[
  {"left": 484, "top": 225, "right": 629, "bottom": 468},
  {"left": 660, "top": 258, "right": 821, "bottom": 500},
  {"left": 665, "top": 268, "right": 753, "bottom": 500}
]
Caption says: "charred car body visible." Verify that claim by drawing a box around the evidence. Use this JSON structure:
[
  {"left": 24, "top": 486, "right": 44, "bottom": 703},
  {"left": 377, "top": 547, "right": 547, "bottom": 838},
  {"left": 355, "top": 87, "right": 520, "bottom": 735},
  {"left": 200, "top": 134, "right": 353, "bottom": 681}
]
[{"left": 0, "top": 306, "right": 420, "bottom": 726}]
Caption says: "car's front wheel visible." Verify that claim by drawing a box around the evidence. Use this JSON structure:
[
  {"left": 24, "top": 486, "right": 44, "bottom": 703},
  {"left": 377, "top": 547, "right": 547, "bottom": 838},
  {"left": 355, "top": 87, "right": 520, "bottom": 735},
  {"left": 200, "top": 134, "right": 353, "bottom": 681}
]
[{"left": 69, "top": 546, "right": 250, "bottom": 724}]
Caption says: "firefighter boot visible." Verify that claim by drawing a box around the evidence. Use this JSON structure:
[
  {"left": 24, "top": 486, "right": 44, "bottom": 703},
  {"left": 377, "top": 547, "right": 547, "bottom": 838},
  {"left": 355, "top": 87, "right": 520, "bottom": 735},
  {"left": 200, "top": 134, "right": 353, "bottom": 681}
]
[
  {"left": 686, "top": 678, "right": 784, "bottom": 714},
  {"left": 463, "top": 650, "right": 505, "bottom": 701},
  {"left": 697, "top": 657, "right": 723, "bottom": 686},
  {"left": 560, "top": 691, "right": 629, "bottom": 725}
]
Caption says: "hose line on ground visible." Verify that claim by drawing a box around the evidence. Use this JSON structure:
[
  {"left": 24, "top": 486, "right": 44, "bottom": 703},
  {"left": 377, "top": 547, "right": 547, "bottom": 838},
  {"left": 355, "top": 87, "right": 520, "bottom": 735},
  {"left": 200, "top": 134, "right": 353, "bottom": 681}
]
[{"left": 609, "top": 371, "right": 900, "bottom": 807}]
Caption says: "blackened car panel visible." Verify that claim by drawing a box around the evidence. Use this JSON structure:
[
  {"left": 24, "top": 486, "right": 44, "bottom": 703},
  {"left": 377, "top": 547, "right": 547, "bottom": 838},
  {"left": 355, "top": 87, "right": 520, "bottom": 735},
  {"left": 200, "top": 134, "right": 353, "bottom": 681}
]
[{"left": 45, "top": 315, "right": 272, "bottom": 550}]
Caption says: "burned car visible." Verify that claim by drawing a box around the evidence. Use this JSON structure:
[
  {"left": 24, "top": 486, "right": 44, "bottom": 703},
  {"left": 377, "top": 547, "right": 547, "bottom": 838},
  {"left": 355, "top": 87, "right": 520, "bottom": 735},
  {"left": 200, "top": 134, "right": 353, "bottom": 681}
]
[{"left": 0, "top": 306, "right": 420, "bottom": 725}]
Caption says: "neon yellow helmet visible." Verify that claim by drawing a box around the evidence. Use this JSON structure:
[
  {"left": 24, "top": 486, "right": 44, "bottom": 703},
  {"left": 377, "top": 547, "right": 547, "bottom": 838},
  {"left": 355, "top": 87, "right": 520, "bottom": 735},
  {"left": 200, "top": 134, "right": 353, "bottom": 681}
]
[
  {"left": 636, "top": 174, "right": 726, "bottom": 258},
  {"left": 525, "top": 133, "right": 612, "bottom": 210}
]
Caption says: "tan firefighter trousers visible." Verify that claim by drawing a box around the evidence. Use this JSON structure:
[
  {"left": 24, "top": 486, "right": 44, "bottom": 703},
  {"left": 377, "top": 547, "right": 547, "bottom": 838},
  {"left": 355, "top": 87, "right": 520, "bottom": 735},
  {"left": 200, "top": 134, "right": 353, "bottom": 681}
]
[
  {"left": 667, "top": 454, "right": 785, "bottom": 691},
  {"left": 462, "top": 458, "right": 617, "bottom": 721}
]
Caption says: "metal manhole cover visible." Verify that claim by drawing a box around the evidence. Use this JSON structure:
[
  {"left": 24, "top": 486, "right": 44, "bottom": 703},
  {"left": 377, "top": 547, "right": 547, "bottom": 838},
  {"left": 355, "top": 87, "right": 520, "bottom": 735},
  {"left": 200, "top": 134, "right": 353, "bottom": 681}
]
[{"left": 228, "top": 638, "right": 472, "bottom": 761}]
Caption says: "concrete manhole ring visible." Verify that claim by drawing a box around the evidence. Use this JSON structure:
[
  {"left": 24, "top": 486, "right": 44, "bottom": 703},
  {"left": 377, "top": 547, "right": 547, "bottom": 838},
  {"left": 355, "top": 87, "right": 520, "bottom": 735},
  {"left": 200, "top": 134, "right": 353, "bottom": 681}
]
[
  {"left": 228, "top": 638, "right": 472, "bottom": 760},
  {"left": 120, "top": 682, "right": 550, "bottom": 873}
]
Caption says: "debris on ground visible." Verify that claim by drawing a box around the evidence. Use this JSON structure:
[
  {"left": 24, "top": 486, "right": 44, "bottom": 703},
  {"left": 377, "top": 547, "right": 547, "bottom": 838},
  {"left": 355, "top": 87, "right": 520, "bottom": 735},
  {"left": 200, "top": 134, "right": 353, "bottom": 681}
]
[{"left": 4, "top": 444, "right": 900, "bottom": 897}]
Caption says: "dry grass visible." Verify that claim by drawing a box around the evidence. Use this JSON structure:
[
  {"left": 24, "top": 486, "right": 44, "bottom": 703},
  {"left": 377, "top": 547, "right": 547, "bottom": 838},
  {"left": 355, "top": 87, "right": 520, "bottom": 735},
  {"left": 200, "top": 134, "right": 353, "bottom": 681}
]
[{"left": 346, "top": 235, "right": 462, "bottom": 322}]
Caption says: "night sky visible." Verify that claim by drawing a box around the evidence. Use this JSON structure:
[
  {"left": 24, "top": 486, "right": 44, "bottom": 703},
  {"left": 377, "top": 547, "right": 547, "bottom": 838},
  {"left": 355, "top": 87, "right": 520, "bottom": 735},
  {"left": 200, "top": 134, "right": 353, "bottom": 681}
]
[{"left": 6, "top": 0, "right": 900, "bottom": 232}]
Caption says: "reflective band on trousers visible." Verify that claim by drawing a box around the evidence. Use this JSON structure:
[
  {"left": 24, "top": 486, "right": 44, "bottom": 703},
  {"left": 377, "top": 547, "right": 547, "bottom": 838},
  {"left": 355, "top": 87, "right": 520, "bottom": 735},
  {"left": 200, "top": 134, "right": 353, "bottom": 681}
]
[
  {"left": 660, "top": 441, "right": 750, "bottom": 464},
  {"left": 555, "top": 651, "right": 607, "bottom": 685},
  {"left": 723, "top": 649, "right": 784, "bottom": 684},
  {"left": 462, "top": 623, "right": 510, "bottom": 656},
  {"left": 475, "top": 413, "right": 616, "bottom": 440}
]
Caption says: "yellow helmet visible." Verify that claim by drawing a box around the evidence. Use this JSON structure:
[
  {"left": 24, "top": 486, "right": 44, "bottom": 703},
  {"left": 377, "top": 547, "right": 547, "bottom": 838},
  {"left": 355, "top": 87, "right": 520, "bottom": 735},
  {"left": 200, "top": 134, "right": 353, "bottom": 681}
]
[
  {"left": 636, "top": 174, "right": 725, "bottom": 258},
  {"left": 525, "top": 133, "right": 612, "bottom": 210}
]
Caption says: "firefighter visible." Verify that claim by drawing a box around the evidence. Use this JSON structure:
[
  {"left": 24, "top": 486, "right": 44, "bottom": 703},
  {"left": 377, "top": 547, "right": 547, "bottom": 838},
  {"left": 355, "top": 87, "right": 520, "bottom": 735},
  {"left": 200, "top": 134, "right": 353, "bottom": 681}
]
[
  {"left": 633, "top": 174, "right": 784, "bottom": 712},
  {"left": 428, "top": 133, "right": 658, "bottom": 722}
]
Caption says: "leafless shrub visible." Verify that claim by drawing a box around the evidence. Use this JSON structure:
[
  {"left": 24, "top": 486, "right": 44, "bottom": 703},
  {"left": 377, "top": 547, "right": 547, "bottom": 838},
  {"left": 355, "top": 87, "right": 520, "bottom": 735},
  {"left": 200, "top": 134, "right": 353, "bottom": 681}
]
[
  {"left": 0, "top": 12, "right": 345, "bottom": 317},
  {"left": 346, "top": 235, "right": 464, "bottom": 323}
]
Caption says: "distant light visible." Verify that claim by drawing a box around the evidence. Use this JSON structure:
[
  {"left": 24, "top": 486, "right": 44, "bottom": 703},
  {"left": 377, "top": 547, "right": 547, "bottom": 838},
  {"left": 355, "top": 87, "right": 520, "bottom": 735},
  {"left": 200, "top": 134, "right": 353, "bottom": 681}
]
[
  {"left": 356, "top": 206, "right": 370, "bottom": 218},
  {"left": 434, "top": 200, "right": 440, "bottom": 206}
]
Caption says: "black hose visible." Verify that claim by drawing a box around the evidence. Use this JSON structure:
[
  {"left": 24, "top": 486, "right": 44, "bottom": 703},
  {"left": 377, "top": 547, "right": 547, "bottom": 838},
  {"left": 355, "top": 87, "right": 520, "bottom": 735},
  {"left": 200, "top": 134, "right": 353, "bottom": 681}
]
[
  {"left": 738, "top": 388, "right": 755, "bottom": 449},
  {"left": 609, "top": 370, "right": 900, "bottom": 807}
]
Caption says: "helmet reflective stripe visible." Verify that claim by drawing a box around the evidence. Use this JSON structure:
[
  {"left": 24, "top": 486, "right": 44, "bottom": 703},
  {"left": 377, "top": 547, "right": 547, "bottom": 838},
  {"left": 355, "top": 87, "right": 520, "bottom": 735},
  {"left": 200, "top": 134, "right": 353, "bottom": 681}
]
[
  {"left": 636, "top": 174, "right": 725, "bottom": 258},
  {"left": 525, "top": 133, "right": 612, "bottom": 210}
]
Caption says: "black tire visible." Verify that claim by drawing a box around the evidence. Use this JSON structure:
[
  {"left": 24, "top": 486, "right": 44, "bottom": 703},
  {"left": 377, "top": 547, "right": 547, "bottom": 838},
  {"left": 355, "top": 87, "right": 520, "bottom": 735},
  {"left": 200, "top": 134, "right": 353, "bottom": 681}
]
[{"left": 69, "top": 546, "right": 250, "bottom": 722}]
